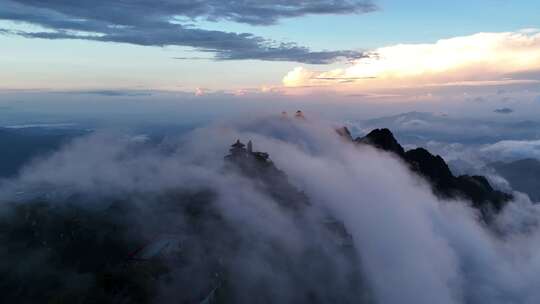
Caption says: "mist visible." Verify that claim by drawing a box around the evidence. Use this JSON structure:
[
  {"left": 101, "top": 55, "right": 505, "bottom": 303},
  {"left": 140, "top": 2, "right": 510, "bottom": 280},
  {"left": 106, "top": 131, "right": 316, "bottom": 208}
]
[{"left": 2, "top": 115, "right": 540, "bottom": 304}]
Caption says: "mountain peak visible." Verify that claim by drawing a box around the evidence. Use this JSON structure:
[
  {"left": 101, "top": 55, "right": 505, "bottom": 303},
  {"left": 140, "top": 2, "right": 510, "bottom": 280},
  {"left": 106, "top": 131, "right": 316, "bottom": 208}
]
[
  {"left": 354, "top": 128, "right": 512, "bottom": 214},
  {"left": 336, "top": 126, "right": 353, "bottom": 141},
  {"left": 356, "top": 128, "right": 406, "bottom": 157},
  {"left": 224, "top": 139, "right": 310, "bottom": 210}
]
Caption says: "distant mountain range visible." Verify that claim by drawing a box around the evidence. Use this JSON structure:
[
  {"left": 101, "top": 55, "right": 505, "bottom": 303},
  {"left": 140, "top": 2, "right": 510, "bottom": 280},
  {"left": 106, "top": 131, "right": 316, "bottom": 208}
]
[
  {"left": 0, "top": 124, "right": 197, "bottom": 179},
  {"left": 0, "top": 126, "right": 88, "bottom": 178}
]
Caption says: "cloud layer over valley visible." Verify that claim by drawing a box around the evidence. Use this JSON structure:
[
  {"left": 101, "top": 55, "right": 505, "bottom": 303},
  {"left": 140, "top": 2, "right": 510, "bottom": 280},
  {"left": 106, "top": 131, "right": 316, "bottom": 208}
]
[{"left": 2, "top": 116, "right": 540, "bottom": 303}]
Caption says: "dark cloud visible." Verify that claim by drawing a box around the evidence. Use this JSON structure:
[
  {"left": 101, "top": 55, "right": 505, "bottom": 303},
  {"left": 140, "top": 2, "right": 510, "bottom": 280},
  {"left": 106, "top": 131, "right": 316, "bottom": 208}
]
[
  {"left": 0, "top": 0, "right": 375, "bottom": 64},
  {"left": 494, "top": 108, "right": 514, "bottom": 114},
  {"left": 61, "top": 90, "right": 154, "bottom": 97}
]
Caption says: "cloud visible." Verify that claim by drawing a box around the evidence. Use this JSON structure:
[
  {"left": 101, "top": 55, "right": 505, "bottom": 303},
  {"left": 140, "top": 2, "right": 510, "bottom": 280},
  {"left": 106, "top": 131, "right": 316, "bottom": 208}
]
[
  {"left": 481, "top": 139, "right": 540, "bottom": 161},
  {"left": 61, "top": 90, "right": 153, "bottom": 97},
  {"left": 0, "top": 0, "right": 375, "bottom": 64},
  {"left": 195, "top": 87, "right": 210, "bottom": 96},
  {"left": 494, "top": 108, "right": 514, "bottom": 114},
  {"left": 283, "top": 31, "right": 540, "bottom": 89},
  {"left": 3, "top": 116, "right": 540, "bottom": 303}
]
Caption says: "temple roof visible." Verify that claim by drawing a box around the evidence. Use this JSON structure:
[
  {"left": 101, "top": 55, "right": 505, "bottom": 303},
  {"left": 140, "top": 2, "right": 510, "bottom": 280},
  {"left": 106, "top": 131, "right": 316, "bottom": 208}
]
[{"left": 231, "top": 139, "right": 245, "bottom": 148}]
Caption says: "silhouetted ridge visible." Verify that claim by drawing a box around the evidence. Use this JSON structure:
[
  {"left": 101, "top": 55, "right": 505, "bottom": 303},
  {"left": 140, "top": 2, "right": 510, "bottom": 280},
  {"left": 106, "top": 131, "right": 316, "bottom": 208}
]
[
  {"left": 405, "top": 148, "right": 455, "bottom": 193},
  {"left": 455, "top": 175, "right": 510, "bottom": 211},
  {"left": 352, "top": 128, "right": 512, "bottom": 213},
  {"left": 356, "top": 128, "right": 406, "bottom": 157}
]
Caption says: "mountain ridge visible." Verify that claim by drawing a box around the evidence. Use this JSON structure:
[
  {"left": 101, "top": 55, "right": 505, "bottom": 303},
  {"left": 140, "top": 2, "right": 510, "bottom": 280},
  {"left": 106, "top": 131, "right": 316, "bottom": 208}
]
[{"left": 341, "top": 127, "right": 512, "bottom": 213}]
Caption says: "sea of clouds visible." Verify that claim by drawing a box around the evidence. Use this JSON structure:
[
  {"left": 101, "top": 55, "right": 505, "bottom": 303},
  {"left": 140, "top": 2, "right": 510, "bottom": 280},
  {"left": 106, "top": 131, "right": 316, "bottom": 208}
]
[{"left": 2, "top": 115, "right": 540, "bottom": 304}]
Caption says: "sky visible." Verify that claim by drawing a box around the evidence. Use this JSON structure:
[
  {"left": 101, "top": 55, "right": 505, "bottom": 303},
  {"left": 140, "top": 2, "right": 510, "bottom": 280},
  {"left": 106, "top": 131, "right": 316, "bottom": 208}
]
[{"left": 1, "top": 0, "right": 540, "bottom": 121}]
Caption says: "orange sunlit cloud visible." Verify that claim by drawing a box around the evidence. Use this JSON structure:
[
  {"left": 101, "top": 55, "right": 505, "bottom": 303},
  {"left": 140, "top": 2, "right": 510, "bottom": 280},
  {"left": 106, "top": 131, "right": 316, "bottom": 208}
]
[{"left": 282, "top": 30, "right": 540, "bottom": 93}]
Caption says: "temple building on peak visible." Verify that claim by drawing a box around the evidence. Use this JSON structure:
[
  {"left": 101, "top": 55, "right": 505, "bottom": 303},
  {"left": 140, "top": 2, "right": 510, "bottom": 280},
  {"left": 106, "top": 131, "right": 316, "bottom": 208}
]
[
  {"left": 224, "top": 139, "right": 311, "bottom": 211},
  {"left": 295, "top": 110, "right": 305, "bottom": 119},
  {"left": 281, "top": 110, "right": 306, "bottom": 120},
  {"left": 225, "top": 139, "right": 269, "bottom": 163}
]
